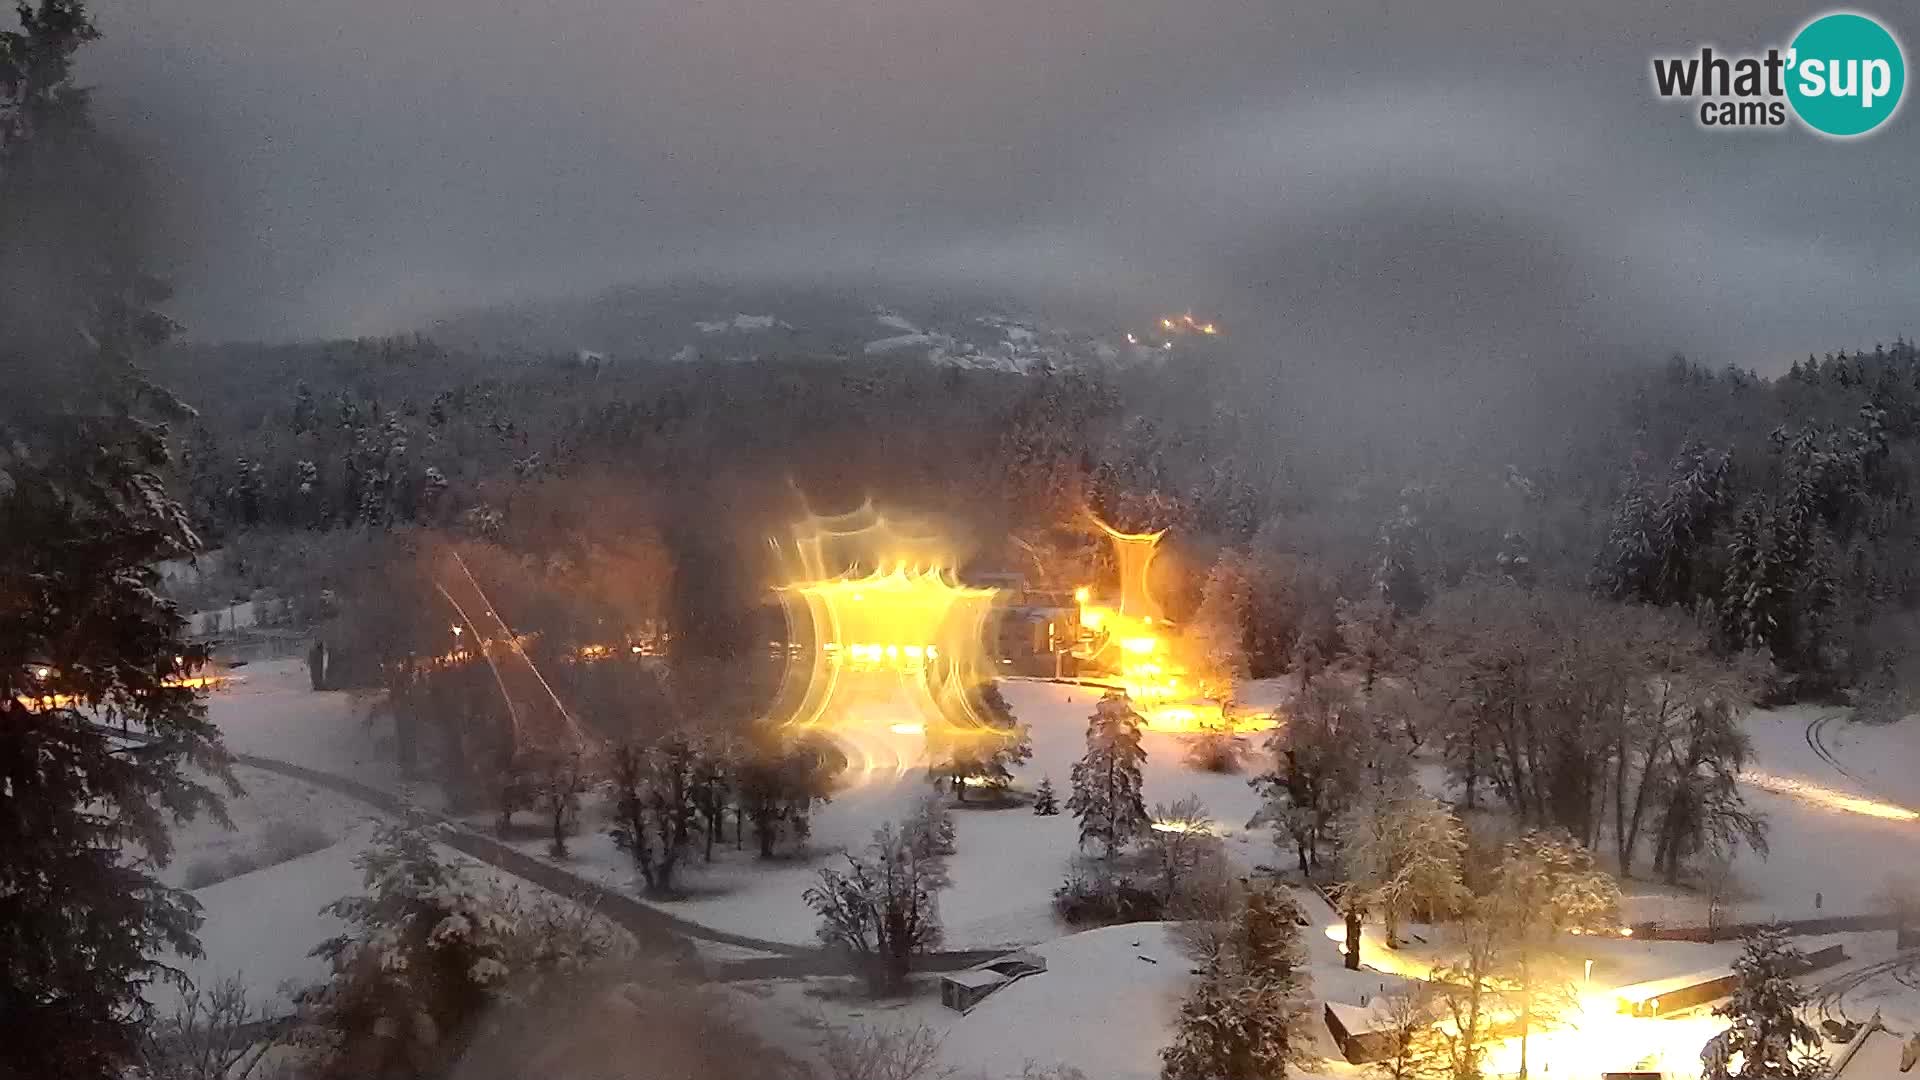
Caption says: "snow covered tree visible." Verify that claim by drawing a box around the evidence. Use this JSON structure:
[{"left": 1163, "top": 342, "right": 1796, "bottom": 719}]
[
  {"left": 607, "top": 735, "right": 698, "bottom": 893},
  {"left": 1335, "top": 780, "right": 1467, "bottom": 966},
  {"left": 531, "top": 749, "right": 588, "bottom": 858},
  {"left": 1487, "top": 830, "right": 1622, "bottom": 1078},
  {"left": 0, "top": 5, "right": 239, "bottom": 1074},
  {"left": 1250, "top": 681, "right": 1359, "bottom": 877},
  {"left": 1184, "top": 550, "right": 1253, "bottom": 704},
  {"left": 300, "top": 823, "right": 615, "bottom": 1080},
  {"left": 1032, "top": 774, "right": 1061, "bottom": 815},
  {"left": 135, "top": 975, "right": 281, "bottom": 1080},
  {"left": 691, "top": 735, "right": 736, "bottom": 862},
  {"left": 303, "top": 823, "right": 516, "bottom": 1077},
  {"left": 1160, "top": 880, "right": 1310, "bottom": 1080},
  {"left": 1335, "top": 591, "right": 1400, "bottom": 693},
  {"left": 735, "top": 733, "right": 839, "bottom": 858},
  {"left": 1699, "top": 928, "right": 1824, "bottom": 1080},
  {"left": 1599, "top": 440, "right": 1731, "bottom": 607},
  {"left": 1368, "top": 985, "right": 1448, "bottom": 1080},
  {"left": 904, "top": 794, "right": 957, "bottom": 870},
  {"left": 929, "top": 682, "right": 1031, "bottom": 801},
  {"left": 1068, "top": 692, "right": 1150, "bottom": 864},
  {"left": 805, "top": 821, "right": 948, "bottom": 996}
]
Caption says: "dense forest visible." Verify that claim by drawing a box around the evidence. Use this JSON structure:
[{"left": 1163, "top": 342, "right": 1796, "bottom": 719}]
[{"left": 157, "top": 330, "right": 1920, "bottom": 707}]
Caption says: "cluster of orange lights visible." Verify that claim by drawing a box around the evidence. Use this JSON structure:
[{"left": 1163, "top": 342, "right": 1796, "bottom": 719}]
[
  {"left": 1158, "top": 313, "right": 1219, "bottom": 335},
  {"left": 14, "top": 662, "right": 231, "bottom": 713},
  {"left": 1072, "top": 519, "right": 1274, "bottom": 735}
]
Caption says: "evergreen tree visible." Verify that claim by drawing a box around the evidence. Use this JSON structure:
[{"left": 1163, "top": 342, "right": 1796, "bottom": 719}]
[
  {"left": 1032, "top": 774, "right": 1060, "bottom": 815},
  {"left": 1, "top": 4, "right": 235, "bottom": 1076},
  {"left": 1067, "top": 692, "right": 1149, "bottom": 863},
  {"left": 1699, "top": 927, "right": 1824, "bottom": 1080},
  {"left": 1160, "top": 881, "right": 1309, "bottom": 1080}
]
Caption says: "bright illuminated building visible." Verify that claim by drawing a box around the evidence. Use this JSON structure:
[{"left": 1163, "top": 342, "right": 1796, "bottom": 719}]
[
  {"left": 1075, "top": 516, "right": 1273, "bottom": 733},
  {"left": 766, "top": 504, "right": 1007, "bottom": 778}
]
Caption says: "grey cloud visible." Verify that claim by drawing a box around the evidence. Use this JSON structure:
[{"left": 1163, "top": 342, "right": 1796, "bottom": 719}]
[{"left": 82, "top": 0, "right": 1918, "bottom": 364}]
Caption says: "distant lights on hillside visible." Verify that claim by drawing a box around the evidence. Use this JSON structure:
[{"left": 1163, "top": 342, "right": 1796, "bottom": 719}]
[{"left": 1134, "top": 312, "right": 1221, "bottom": 348}]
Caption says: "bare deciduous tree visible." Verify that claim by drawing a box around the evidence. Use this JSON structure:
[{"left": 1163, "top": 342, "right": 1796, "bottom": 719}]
[{"left": 137, "top": 975, "right": 281, "bottom": 1080}]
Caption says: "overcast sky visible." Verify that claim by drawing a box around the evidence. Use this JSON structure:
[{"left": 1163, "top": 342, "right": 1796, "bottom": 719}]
[{"left": 86, "top": 0, "right": 1918, "bottom": 368}]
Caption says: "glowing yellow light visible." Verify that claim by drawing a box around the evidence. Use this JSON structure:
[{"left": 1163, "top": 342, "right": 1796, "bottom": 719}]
[
  {"left": 1741, "top": 769, "right": 1920, "bottom": 821},
  {"left": 1620, "top": 928, "right": 1634, "bottom": 937},
  {"left": 1160, "top": 318, "right": 1174, "bottom": 330},
  {"left": 1121, "top": 636, "right": 1158, "bottom": 655},
  {"left": 1150, "top": 820, "right": 1197, "bottom": 833},
  {"left": 766, "top": 506, "right": 1003, "bottom": 784},
  {"left": 1074, "top": 586, "right": 1091, "bottom": 604},
  {"left": 33, "top": 666, "right": 50, "bottom": 679},
  {"left": 630, "top": 644, "right": 642, "bottom": 654}
]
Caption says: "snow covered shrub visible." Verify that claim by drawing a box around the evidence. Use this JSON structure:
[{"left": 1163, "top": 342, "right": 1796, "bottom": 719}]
[
  {"left": 1052, "top": 857, "right": 1163, "bottom": 927},
  {"left": 1182, "top": 720, "right": 1244, "bottom": 774},
  {"left": 453, "top": 972, "right": 806, "bottom": 1080},
  {"left": 259, "top": 818, "right": 334, "bottom": 864},
  {"left": 819, "top": 1022, "right": 950, "bottom": 1080},
  {"left": 182, "top": 856, "right": 230, "bottom": 890},
  {"left": 1143, "top": 796, "right": 1221, "bottom": 908}
]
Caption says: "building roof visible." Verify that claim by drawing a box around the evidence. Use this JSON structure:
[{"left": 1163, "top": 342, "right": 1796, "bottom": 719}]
[{"left": 944, "top": 968, "right": 1012, "bottom": 990}]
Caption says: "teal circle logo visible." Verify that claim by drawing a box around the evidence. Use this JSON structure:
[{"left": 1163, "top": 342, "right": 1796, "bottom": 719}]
[{"left": 1787, "top": 12, "right": 1906, "bottom": 137}]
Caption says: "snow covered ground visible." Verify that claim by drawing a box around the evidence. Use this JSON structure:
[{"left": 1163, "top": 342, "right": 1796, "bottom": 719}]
[
  {"left": 198, "top": 661, "right": 1918, "bottom": 946},
  {"left": 171, "top": 659, "right": 1920, "bottom": 1077},
  {"left": 453, "top": 678, "right": 1274, "bottom": 949},
  {"left": 207, "top": 659, "right": 435, "bottom": 806},
  {"left": 742, "top": 922, "right": 1211, "bottom": 1080},
  {"left": 159, "top": 763, "right": 378, "bottom": 890},
  {"left": 152, "top": 823, "right": 373, "bottom": 1015}
]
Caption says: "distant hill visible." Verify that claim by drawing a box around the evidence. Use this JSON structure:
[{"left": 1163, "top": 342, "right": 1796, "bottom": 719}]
[{"left": 420, "top": 278, "right": 1218, "bottom": 374}]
